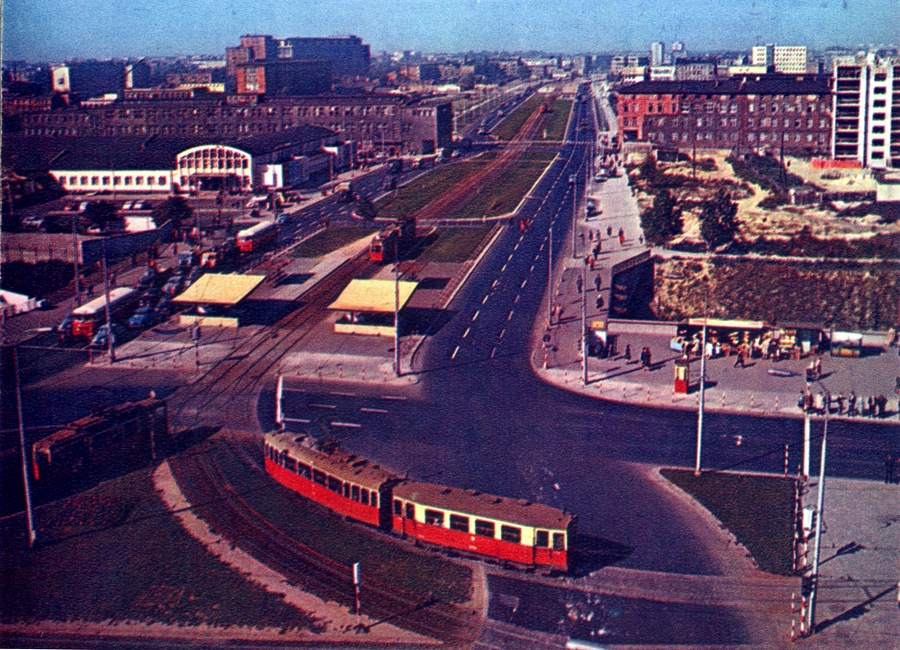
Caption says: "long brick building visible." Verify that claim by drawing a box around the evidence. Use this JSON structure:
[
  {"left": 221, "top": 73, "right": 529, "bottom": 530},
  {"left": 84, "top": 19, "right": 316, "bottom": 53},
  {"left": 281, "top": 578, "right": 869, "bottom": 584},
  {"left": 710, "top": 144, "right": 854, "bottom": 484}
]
[{"left": 616, "top": 76, "right": 832, "bottom": 156}]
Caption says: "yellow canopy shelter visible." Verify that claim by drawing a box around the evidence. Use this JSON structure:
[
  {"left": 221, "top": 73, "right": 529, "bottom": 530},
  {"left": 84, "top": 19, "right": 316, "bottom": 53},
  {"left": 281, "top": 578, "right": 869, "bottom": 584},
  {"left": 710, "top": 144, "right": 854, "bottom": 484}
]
[
  {"left": 328, "top": 279, "right": 419, "bottom": 313},
  {"left": 173, "top": 273, "right": 266, "bottom": 305}
]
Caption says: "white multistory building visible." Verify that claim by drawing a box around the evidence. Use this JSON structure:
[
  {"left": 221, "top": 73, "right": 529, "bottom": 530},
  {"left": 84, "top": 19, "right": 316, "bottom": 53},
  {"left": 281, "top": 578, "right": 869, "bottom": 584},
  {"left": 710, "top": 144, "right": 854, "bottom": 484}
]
[
  {"left": 832, "top": 54, "right": 900, "bottom": 169},
  {"left": 650, "top": 42, "right": 666, "bottom": 66},
  {"left": 752, "top": 45, "right": 808, "bottom": 74}
]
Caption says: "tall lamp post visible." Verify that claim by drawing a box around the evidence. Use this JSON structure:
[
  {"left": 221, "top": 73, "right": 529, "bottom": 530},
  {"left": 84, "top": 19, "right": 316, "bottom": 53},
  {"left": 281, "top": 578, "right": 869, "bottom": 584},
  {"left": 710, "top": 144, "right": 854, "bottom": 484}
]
[
  {"left": 694, "top": 283, "right": 709, "bottom": 476},
  {"left": 806, "top": 392, "right": 829, "bottom": 636}
]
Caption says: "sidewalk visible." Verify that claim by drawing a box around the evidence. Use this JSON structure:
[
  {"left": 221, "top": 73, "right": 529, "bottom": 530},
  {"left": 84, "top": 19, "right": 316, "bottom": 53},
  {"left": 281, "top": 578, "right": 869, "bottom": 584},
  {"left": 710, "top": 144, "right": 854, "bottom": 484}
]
[{"left": 532, "top": 156, "right": 900, "bottom": 648}]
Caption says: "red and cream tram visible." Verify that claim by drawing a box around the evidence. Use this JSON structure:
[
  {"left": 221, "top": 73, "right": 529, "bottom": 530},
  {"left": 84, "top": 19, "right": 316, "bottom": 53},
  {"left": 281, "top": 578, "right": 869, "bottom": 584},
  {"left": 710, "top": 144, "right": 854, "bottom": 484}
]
[
  {"left": 392, "top": 481, "right": 573, "bottom": 570},
  {"left": 264, "top": 432, "right": 395, "bottom": 528},
  {"left": 70, "top": 287, "right": 139, "bottom": 338},
  {"left": 236, "top": 221, "right": 277, "bottom": 253},
  {"left": 263, "top": 432, "right": 576, "bottom": 570}
]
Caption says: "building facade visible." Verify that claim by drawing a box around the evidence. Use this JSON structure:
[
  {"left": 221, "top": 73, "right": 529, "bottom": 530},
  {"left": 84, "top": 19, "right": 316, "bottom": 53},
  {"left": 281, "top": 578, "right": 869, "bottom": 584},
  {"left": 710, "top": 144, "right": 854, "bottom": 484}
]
[
  {"left": 617, "top": 76, "right": 832, "bottom": 156},
  {"left": 9, "top": 94, "right": 453, "bottom": 157},
  {"left": 752, "top": 45, "right": 808, "bottom": 74},
  {"left": 832, "top": 54, "right": 900, "bottom": 169}
]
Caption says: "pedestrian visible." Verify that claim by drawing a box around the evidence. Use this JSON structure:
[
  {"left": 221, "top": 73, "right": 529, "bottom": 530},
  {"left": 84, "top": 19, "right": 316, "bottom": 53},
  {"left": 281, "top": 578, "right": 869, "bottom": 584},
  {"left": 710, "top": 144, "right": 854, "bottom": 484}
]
[
  {"left": 607, "top": 225, "right": 612, "bottom": 237},
  {"left": 579, "top": 232, "right": 585, "bottom": 244},
  {"left": 814, "top": 358, "right": 823, "bottom": 378},
  {"left": 836, "top": 393, "right": 844, "bottom": 415},
  {"left": 814, "top": 392, "right": 825, "bottom": 414},
  {"left": 639, "top": 234, "right": 644, "bottom": 245},
  {"left": 848, "top": 391, "right": 858, "bottom": 416},
  {"left": 596, "top": 295, "right": 604, "bottom": 309},
  {"left": 868, "top": 396, "right": 876, "bottom": 418},
  {"left": 733, "top": 349, "right": 745, "bottom": 369},
  {"left": 576, "top": 275, "right": 583, "bottom": 293},
  {"left": 594, "top": 275, "right": 601, "bottom": 291},
  {"left": 623, "top": 344, "right": 631, "bottom": 362},
  {"left": 589, "top": 256, "right": 595, "bottom": 271},
  {"left": 885, "top": 455, "right": 895, "bottom": 484}
]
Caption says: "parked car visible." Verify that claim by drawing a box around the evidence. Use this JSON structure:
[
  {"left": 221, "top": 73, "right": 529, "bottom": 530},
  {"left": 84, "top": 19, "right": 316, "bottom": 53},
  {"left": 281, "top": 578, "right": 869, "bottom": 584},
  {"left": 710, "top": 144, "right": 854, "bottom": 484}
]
[
  {"left": 138, "top": 269, "right": 158, "bottom": 287},
  {"left": 121, "top": 201, "right": 134, "bottom": 211},
  {"left": 90, "top": 323, "right": 125, "bottom": 348},
  {"left": 275, "top": 213, "right": 291, "bottom": 225},
  {"left": 162, "top": 278, "right": 182, "bottom": 295},
  {"left": 127, "top": 306, "right": 157, "bottom": 329}
]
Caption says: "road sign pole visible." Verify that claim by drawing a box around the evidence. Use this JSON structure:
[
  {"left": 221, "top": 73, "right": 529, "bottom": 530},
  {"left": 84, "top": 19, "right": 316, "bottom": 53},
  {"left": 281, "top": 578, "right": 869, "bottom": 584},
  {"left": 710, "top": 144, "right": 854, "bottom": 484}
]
[{"left": 276, "top": 375, "right": 284, "bottom": 429}]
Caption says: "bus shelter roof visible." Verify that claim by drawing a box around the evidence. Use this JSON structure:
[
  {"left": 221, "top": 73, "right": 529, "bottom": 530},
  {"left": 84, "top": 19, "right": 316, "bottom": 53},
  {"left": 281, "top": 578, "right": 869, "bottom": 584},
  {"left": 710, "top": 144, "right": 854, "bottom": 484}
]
[
  {"left": 328, "top": 279, "right": 419, "bottom": 313},
  {"left": 173, "top": 274, "right": 266, "bottom": 305}
]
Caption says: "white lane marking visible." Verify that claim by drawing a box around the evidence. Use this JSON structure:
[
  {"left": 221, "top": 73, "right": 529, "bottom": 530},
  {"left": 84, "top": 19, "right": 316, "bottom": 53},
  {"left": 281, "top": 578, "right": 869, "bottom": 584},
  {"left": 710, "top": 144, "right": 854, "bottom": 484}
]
[
  {"left": 360, "top": 407, "right": 388, "bottom": 414},
  {"left": 329, "top": 391, "right": 356, "bottom": 397},
  {"left": 513, "top": 242, "right": 520, "bottom": 251},
  {"left": 501, "top": 263, "right": 508, "bottom": 272},
  {"left": 451, "top": 345, "right": 460, "bottom": 359},
  {"left": 482, "top": 294, "right": 489, "bottom": 305},
  {"left": 491, "top": 280, "right": 499, "bottom": 289},
  {"left": 282, "top": 417, "right": 311, "bottom": 424},
  {"left": 462, "top": 327, "right": 471, "bottom": 339},
  {"left": 490, "top": 347, "right": 497, "bottom": 358},
  {"left": 472, "top": 310, "right": 480, "bottom": 322},
  {"left": 282, "top": 387, "right": 307, "bottom": 394},
  {"left": 520, "top": 279, "right": 528, "bottom": 289},
  {"left": 380, "top": 395, "right": 407, "bottom": 401},
  {"left": 507, "top": 310, "right": 515, "bottom": 321},
  {"left": 309, "top": 403, "right": 337, "bottom": 409},
  {"left": 529, "top": 264, "right": 535, "bottom": 273},
  {"left": 507, "top": 253, "right": 513, "bottom": 262},
  {"left": 499, "top": 329, "right": 506, "bottom": 339},
  {"left": 331, "top": 421, "right": 362, "bottom": 429},
  {"left": 514, "top": 294, "right": 520, "bottom": 304}
]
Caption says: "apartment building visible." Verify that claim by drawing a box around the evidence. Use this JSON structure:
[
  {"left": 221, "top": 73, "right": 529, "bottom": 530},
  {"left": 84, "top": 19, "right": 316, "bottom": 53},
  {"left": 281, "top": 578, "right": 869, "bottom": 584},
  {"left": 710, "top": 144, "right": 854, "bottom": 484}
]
[
  {"left": 617, "top": 76, "right": 832, "bottom": 156},
  {"left": 832, "top": 54, "right": 900, "bottom": 168}
]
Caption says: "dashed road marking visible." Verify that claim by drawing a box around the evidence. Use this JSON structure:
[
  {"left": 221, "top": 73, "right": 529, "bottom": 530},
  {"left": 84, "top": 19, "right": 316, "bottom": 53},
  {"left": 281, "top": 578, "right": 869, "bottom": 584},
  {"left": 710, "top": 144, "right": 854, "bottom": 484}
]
[
  {"left": 472, "top": 310, "right": 480, "bottom": 322},
  {"left": 451, "top": 345, "right": 460, "bottom": 359},
  {"left": 309, "top": 403, "right": 337, "bottom": 409},
  {"left": 499, "top": 328, "right": 506, "bottom": 339},
  {"left": 331, "top": 421, "right": 362, "bottom": 429},
  {"left": 462, "top": 327, "right": 471, "bottom": 339},
  {"left": 360, "top": 407, "right": 388, "bottom": 414},
  {"left": 490, "top": 347, "right": 497, "bottom": 358},
  {"left": 520, "top": 279, "right": 528, "bottom": 289},
  {"left": 501, "top": 263, "right": 508, "bottom": 272},
  {"left": 507, "top": 310, "right": 515, "bottom": 321},
  {"left": 329, "top": 391, "right": 356, "bottom": 397},
  {"left": 380, "top": 395, "right": 407, "bottom": 401},
  {"left": 482, "top": 294, "right": 489, "bottom": 304}
]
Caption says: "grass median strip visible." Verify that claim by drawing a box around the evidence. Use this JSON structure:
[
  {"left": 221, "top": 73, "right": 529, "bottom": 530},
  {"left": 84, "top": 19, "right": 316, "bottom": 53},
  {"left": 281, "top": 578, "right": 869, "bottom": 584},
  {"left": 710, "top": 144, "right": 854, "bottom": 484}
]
[
  {"left": 661, "top": 468, "right": 796, "bottom": 575},
  {"left": 0, "top": 469, "right": 320, "bottom": 630},
  {"left": 290, "top": 226, "right": 378, "bottom": 258}
]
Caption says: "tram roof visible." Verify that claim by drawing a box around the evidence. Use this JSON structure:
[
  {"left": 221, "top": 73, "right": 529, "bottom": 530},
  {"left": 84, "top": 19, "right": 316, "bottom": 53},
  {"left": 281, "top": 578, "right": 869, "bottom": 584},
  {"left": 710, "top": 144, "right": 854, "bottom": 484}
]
[
  {"left": 393, "top": 481, "right": 573, "bottom": 531},
  {"left": 173, "top": 273, "right": 265, "bottom": 305},
  {"left": 265, "top": 432, "right": 395, "bottom": 491},
  {"left": 328, "top": 278, "right": 418, "bottom": 313}
]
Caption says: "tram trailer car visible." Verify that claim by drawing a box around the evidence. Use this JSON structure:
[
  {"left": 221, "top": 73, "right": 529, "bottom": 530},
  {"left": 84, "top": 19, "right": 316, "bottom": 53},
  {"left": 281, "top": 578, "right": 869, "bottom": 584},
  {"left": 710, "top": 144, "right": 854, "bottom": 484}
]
[
  {"left": 369, "top": 218, "right": 415, "bottom": 264},
  {"left": 263, "top": 432, "right": 575, "bottom": 570},
  {"left": 392, "top": 481, "right": 574, "bottom": 570},
  {"left": 31, "top": 399, "right": 168, "bottom": 488}
]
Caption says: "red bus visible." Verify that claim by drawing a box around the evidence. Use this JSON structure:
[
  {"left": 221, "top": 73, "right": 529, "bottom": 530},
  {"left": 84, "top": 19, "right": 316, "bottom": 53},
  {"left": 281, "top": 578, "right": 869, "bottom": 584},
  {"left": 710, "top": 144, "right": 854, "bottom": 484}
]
[
  {"left": 236, "top": 221, "right": 277, "bottom": 253},
  {"left": 70, "top": 288, "right": 138, "bottom": 338}
]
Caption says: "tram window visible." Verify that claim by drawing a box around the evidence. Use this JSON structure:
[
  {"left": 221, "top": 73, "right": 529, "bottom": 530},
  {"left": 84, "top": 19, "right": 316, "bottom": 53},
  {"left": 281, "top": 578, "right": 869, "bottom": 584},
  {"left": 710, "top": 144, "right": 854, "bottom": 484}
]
[
  {"left": 352, "top": 485, "right": 360, "bottom": 501},
  {"left": 501, "top": 525, "right": 522, "bottom": 544},
  {"left": 475, "top": 520, "right": 495, "bottom": 538},
  {"left": 552, "top": 533, "right": 566, "bottom": 550},
  {"left": 536, "top": 530, "right": 549, "bottom": 547},
  {"left": 450, "top": 514, "right": 469, "bottom": 532},
  {"left": 361, "top": 489, "right": 369, "bottom": 505},
  {"left": 312, "top": 470, "right": 326, "bottom": 485},
  {"left": 394, "top": 499, "right": 403, "bottom": 516},
  {"left": 406, "top": 503, "right": 415, "bottom": 519},
  {"left": 371, "top": 493, "right": 377, "bottom": 509},
  {"left": 343, "top": 483, "right": 351, "bottom": 498},
  {"left": 327, "top": 476, "right": 342, "bottom": 493},
  {"left": 424, "top": 509, "right": 444, "bottom": 526},
  {"left": 297, "top": 462, "right": 311, "bottom": 479}
]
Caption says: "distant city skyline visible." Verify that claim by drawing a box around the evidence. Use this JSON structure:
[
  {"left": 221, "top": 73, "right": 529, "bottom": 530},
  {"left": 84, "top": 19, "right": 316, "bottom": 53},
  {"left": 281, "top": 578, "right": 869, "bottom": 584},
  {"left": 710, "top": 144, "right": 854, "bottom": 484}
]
[{"left": 3, "top": 0, "right": 897, "bottom": 62}]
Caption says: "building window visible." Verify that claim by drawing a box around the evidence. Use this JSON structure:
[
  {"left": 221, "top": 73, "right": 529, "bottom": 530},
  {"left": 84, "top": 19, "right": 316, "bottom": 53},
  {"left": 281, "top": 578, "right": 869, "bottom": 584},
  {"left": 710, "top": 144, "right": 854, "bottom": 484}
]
[
  {"left": 158, "top": 176, "right": 167, "bottom": 185},
  {"left": 474, "top": 519, "right": 495, "bottom": 538},
  {"left": 312, "top": 470, "right": 326, "bottom": 486},
  {"left": 124, "top": 176, "right": 132, "bottom": 185},
  {"left": 393, "top": 499, "right": 402, "bottom": 516},
  {"left": 91, "top": 176, "right": 99, "bottom": 185},
  {"left": 80, "top": 176, "right": 88, "bottom": 185},
  {"left": 68, "top": 176, "right": 77, "bottom": 185},
  {"left": 135, "top": 177, "right": 144, "bottom": 185}
]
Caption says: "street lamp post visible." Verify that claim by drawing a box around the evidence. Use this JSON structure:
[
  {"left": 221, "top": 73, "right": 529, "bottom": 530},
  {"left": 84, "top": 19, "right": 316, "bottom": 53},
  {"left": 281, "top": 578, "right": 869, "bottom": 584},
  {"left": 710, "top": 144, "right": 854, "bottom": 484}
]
[
  {"left": 581, "top": 265, "right": 588, "bottom": 386},
  {"left": 806, "top": 409, "right": 828, "bottom": 635},
  {"left": 695, "top": 286, "right": 709, "bottom": 476},
  {"left": 547, "top": 224, "right": 553, "bottom": 327},
  {"left": 393, "top": 238, "right": 401, "bottom": 377},
  {"left": 101, "top": 241, "right": 115, "bottom": 363}
]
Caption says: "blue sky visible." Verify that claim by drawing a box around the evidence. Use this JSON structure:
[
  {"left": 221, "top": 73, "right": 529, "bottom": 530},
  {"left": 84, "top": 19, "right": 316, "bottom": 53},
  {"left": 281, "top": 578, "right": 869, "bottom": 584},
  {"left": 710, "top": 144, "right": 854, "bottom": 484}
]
[{"left": 3, "top": 0, "right": 897, "bottom": 62}]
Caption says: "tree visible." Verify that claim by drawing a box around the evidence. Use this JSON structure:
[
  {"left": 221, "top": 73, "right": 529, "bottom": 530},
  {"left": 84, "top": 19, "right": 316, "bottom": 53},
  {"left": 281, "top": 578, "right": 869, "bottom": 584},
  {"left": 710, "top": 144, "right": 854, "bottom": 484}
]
[
  {"left": 82, "top": 200, "right": 122, "bottom": 231},
  {"left": 699, "top": 189, "right": 739, "bottom": 249},
  {"left": 639, "top": 151, "right": 658, "bottom": 184},
  {"left": 640, "top": 190, "right": 682, "bottom": 245},
  {"left": 152, "top": 196, "right": 194, "bottom": 236}
]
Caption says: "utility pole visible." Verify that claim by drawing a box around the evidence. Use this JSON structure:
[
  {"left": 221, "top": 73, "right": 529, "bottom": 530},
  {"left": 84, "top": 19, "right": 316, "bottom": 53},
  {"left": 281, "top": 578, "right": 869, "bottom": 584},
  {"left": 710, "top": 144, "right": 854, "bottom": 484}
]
[
  {"left": 12, "top": 346, "right": 36, "bottom": 547},
  {"left": 695, "top": 287, "right": 709, "bottom": 476},
  {"left": 806, "top": 411, "right": 828, "bottom": 635},
  {"left": 72, "top": 216, "right": 82, "bottom": 307},
  {"left": 102, "top": 241, "right": 115, "bottom": 363},
  {"left": 803, "top": 411, "right": 811, "bottom": 479},
  {"left": 393, "top": 238, "right": 400, "bottom": 377},
  {"left": 581, "top": 265, "right": 588, "bottom": 385},
  {"left": 547, "top": 224, "right": 553, "bottom": 327},
  {"left": 571, "top": 178, "right": 577, "bottom": 258}
]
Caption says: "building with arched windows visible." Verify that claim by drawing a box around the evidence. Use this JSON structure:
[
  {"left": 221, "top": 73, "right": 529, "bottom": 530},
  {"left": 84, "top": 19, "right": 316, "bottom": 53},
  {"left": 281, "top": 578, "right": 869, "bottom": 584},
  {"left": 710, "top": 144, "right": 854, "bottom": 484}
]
[{"left": 2, "top": 126, "right": 345, "bottom": 194}]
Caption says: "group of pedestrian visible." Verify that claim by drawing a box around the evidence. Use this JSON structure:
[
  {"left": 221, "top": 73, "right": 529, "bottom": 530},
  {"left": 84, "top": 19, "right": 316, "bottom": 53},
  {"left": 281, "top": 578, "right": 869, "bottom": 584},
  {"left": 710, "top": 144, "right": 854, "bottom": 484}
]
[
  {"left": 639, "top": 346, "right": 652, "bottom": 370},
  {"left": 798, "top": 389, "right": 893, "bottom": 418}
]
